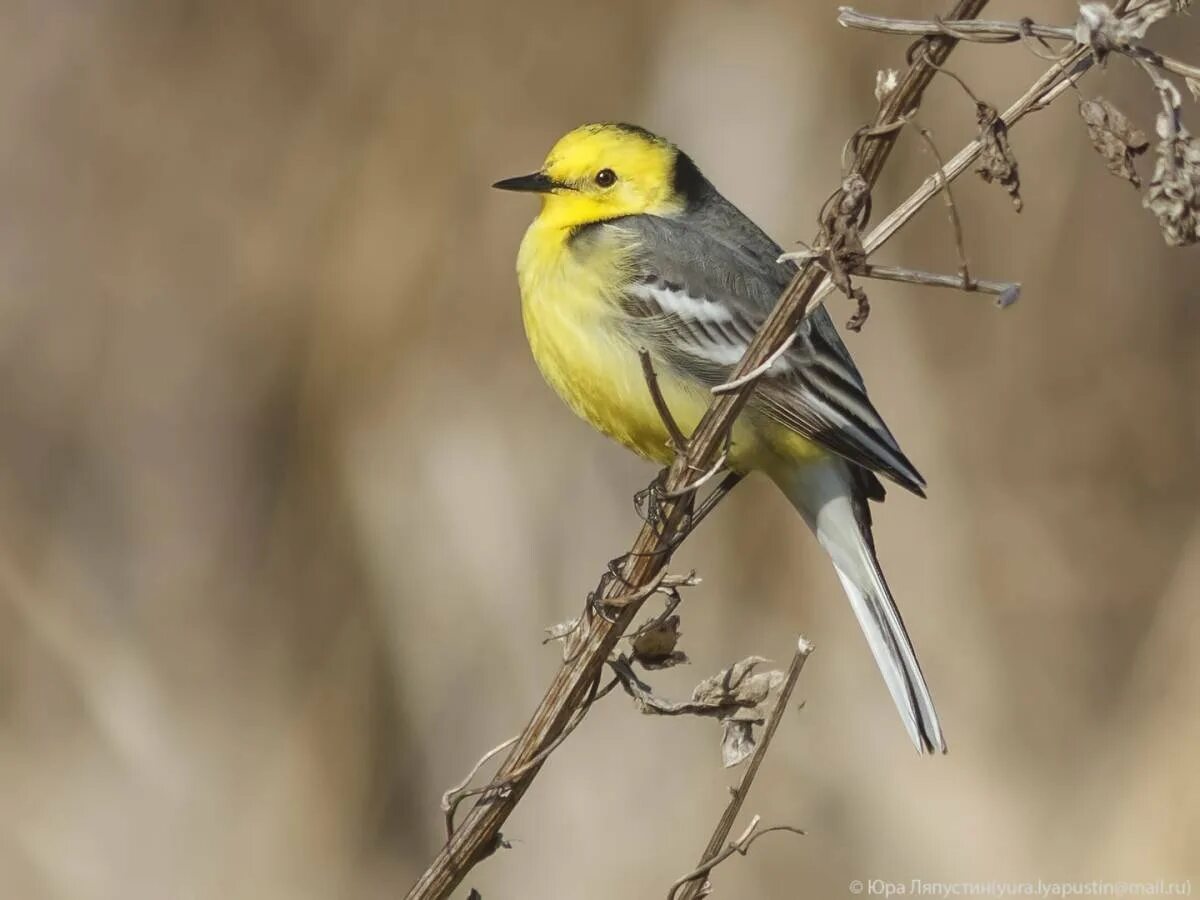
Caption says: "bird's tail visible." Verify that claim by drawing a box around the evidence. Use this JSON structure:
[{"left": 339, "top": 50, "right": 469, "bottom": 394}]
[{"left": 772, "top": 456, "right": 946, "bottom": 754}]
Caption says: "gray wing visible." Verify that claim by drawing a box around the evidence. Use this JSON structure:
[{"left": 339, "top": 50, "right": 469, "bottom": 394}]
[{"left": 591, "top": 209, "right": 926, "bottom": 496}]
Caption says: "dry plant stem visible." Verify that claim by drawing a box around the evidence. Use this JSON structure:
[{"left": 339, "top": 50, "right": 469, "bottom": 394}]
[
  {"left": 839, "top": 8, "right": 1074, "bottom": 42},
  {"left": 665, "top": 452, "right": 730, "bottom": 499},
  {"left": 839, "top": 7, "right": 1200, "bottom": 83},
  {"left": 857, "top": 264, "right": 1019, "bottom": 306},
  {"left": 404, "top": 3, "right": 992, "bottom": 897},
  {"left": 441, "top": 736, "right": 518, "bottom": 839},
  {"left": 688, "top": 472, "right": 745, "bottom": 533},
  {"left": 808, "top": 42, "right": 1096, "bottom": 315},
  {"left": 839, "top": 7, "right": 1200, "bottom": 81},
  {"left": 440, "top": 675, "right": 620, "bottom": 837},
  {"left": 739, "top": 28, "right": 1099, "bottom": 365},
  {"left": 669, "top": 821, "right": 809, "bottom": 900},
  {"left": 711, "top": 333, "right": 797, "bottom": 394},
  {"left": 671, "top": 638, "right": 814, "bottom": 900},
  {"left": 603, "top": 567, "right": 672, "bottom": 609},
  {"left": 640, "top": 348, "right": 689, "bottom": 454},
  {"left": 1122, "top": 45, "right": 1200, "bottom": 85},
  {"left": 915, "top": 126, "right": 972, "bottom": 286}
]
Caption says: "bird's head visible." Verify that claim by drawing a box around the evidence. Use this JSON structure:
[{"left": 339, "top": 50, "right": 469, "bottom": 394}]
[{"left": 493, "top": 123, "right": 704, "bottom": 230}]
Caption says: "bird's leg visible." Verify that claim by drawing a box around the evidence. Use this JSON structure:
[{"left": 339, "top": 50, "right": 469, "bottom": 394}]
[{"left": 634, "top": 467, "right": 672, "bottom": 528}]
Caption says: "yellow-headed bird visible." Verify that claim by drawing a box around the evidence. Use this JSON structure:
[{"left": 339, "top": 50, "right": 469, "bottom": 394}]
[{"left": 494, "top": 123, "right": 944, "bottom": 754}]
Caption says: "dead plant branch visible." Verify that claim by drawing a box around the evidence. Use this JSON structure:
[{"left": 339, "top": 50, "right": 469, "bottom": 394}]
[
  {"left": 856, "top": 264, "right": 1020, "bottom": 306},
  {"left": 838, "top": 7, "right": 1200, "bottom": 84},
  {"left": 440, "top": 674, "right": 618, "bottom": 839},
  {"left": 441, "top": 737, "right": 518, "bottom": 840},
  {"left": 665, "top": 452, "right": 730, "bottom": 499},
  {"left": 710, "top": 333, "right": 797, "bottom": 394},
  {"left": 668, "top": 820, "right": 808, "bottom": 900},
  {"left": 807, "top": 40, "right": 1097, "bottom": 315},
  {"left": 916, "top": 125, "right": 973, "bottom": 285},
  {"left": 670, "top": 637, "right": 814, "bottom": 900},
  {"left": 640, "top": 349, "right": 689, "bottom": 455},
  {"left": 687, "top": 472, "right": 745, "bottom": 534}
]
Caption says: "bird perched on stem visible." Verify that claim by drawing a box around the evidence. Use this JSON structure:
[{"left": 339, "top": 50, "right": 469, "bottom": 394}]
[{"left": 494, "top": 123, "right": 945, "bottom": 754}]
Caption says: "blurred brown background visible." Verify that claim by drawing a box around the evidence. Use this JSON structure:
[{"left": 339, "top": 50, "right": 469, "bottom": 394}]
[{"left": 1, "top": 1, "right": 1197, "bottom": 898}]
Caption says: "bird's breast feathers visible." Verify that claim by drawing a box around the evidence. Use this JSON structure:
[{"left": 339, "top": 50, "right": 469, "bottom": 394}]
[
  {"left": 516, "top": 219, "right": 729, "bottom": 465},
  {"left": 516, "top": 223, "right": 700, "bottom": 468}
]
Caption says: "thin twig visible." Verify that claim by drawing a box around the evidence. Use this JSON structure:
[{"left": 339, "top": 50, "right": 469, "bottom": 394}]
[
  {"left": 921, "top": 54, "right": 986, "bottom": 106},
  {"left": 838, "top": 7, "right": 1200, "bottom": 82},
  {"left": 640, "top": 348, "right": 689, "bottom": 454},
  {"left": 665, "top": 452, "right": 730, "bottom": 498},
  {"left": 441, "top": 675, "right": 619, "bottom": 835},
  {"left": 856, "top": 264, "right": 1019, "bottom": 307},
  {"left": 774, "top": 253, "right": 1020, "bottom": 305},
  {"left": 627, "top": 590, "right": 686, "bottom": 644},
  {"left": 442, "top": 737, "right": 519, "bottom": 839},
  {"left": 671, "top": 637, "right": 814, "bottom": 900},
  {"left": 710, "top": 333, "right": 796, "bottom": 395},
  {"left": 668, "top": 821, "right": 808, "bottom": 900},
  {"left": 839, "top": 8, "right": 1073, "bottom": 42},
  {"left": 687, "top": 472, "right": 745, "bottom": 534},
  {"left": 844, "top": 114, "right": 915, "bottom": 171},
  {"left": 807, "top": 40, "right": 1095, "bottom": 316},
  {"left": 727, "top": 31, "right": 1085, "bottom": 394},
  {"left": 916, "top": 126, "right": 973, "bottom": 287},
  {"left": 602, "top": 567, "right": 671, "bottom": 609},
  {"left": 1124, "top": 44, "right": 1200, "bottom": 86}
]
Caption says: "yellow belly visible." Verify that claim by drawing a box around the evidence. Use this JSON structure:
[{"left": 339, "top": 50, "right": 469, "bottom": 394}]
[{"left": 515, "top": 220, "right": 823, "bottom": 472}]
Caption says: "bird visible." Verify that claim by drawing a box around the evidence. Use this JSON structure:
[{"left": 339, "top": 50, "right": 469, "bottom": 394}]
[{"left": 493, "top": 123, "right": 945, "bottom": 754}]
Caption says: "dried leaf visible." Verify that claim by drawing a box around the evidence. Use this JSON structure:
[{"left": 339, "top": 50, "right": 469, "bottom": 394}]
[
  {"left": 843, "top": 285, "right": 870, "bottom": 333},
  {"left": 1079, "top": 97, "right": 1150, "bottom": 187},
  {"left": 543, "top": 619, "right": 577, "bottom": 643},
  {"left": 1138, "top": 64, "right": 1200, "bottom": 245},
  {"left": 691, "top": 656, "right": 785, "bottom": 709},
  {"left": 543, "top": 617, "right": 583, "bottom": 661},
  {"left": 610, "top": 654, "right": 784, "bottom": 766},
  {"left": 975, "top": 102, "right": 1023, "bottom": 211},
  {"left": 818, "top": 174, "right": 871, "bottom": 331},
  {"left": 832, "top": 173, "right": 870, "bottom": 225},
  {"left": 1075, "top": 1, "right": 1178, "bottom": 62},
  {"left": 721, "top": 719, "right": 756, "bottom": 768},
  {"left": 630, "top": 614, "right": 688, "bottom": 669},
  {"left": 1075, "top": 2, "right": 1119, "bottom": 57},
  {"left": 614, "top": 657, "right": 782, "bottom": 720},
  {"left": 1144, "top": 108, "right": 1200, "bottom": 245}
]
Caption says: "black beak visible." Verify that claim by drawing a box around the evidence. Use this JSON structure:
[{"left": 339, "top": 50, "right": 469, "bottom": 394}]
[{"left": 492, "top": 172, "right": 559, "bottom": 193}]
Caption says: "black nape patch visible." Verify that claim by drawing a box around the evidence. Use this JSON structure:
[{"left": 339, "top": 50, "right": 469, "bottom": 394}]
[{"left": 672, "top": 151, "right": 710, "bottom": 207}]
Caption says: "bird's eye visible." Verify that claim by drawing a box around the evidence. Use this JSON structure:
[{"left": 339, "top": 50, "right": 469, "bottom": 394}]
[{"left": 594, "top": 168, "right": 617, "bottom": 187}]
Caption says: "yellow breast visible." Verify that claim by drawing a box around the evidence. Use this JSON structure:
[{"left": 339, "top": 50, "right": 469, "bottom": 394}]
[
  {"left": 516, "top": 220, "right": 671, "bottom": 464},
  {"left": 515, "top": 218, "right": 775, "bottom": 468}
]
